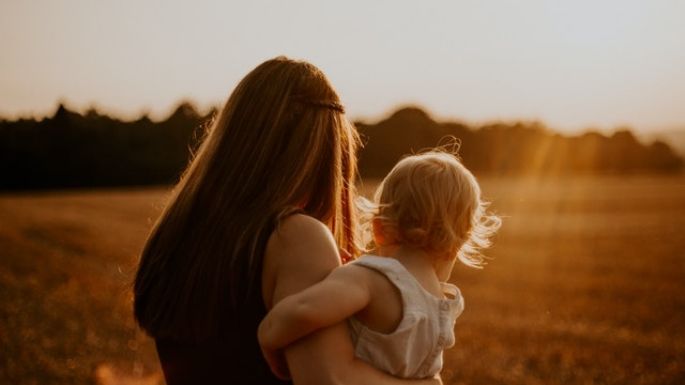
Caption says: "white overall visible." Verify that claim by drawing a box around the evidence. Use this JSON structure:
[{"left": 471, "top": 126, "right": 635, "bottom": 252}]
[{"left": 348, "top": 255, "right": 465, "bottom": 379}]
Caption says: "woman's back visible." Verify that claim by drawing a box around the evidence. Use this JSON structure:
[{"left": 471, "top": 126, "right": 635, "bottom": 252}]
[
  {"left": 153, "top": 217, "right": 287, "bottom": 385},
  {"left": 155, "top": 286, "right": 287, "bottom": 385}
]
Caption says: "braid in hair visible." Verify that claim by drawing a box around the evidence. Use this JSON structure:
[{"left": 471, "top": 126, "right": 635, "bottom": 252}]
[{"left": 292, "top": 96, "right": 345, "bottom": 113}]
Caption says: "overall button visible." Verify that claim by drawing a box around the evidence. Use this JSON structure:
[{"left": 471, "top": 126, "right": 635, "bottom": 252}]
[{"left": 440, "top": 302, "right": 449, "bottom": 311}]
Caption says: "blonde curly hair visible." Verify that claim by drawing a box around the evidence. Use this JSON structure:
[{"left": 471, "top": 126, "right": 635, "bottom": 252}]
[{"left": 359, "top": 149, "right": 501, "bottom": 268}]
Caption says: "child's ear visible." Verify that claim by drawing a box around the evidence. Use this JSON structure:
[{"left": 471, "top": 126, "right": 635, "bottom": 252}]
[{"left": 372, "top": 217, "right": 387, "bottom": 246}]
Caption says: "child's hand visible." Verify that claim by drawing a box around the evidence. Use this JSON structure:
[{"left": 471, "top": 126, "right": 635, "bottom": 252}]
[
  {"left": 260, "top": 344, "right": 291, "bottom": 380},
  {"left": 258, "top": 318, "right": 291, "bottom": 380}
]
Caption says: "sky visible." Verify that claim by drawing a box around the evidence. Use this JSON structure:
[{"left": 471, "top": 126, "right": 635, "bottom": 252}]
[{"left": 1, "top": 0, "right": 684, "bottom": 133}]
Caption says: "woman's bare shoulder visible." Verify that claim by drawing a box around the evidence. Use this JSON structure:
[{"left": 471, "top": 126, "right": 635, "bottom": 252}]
[
  {"left": 267, "top": 214, "right": 339, "bottom": 262},
  {"left": 263, "top": 214, "right": 342, "bottom": 305},
  {"left": 270, "top": 214, "right": 334, "bottom": 245}
]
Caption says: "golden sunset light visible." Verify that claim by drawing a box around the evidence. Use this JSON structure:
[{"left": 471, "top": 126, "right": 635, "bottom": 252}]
[
  {"left": 2, "top": 0, "right": 684, "bottom": 132},
  {"left": 2, "top": 2, "right": 684, "bottom": 385}
]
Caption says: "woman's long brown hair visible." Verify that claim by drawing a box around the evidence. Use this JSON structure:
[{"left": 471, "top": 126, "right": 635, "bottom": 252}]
[{"left": 133, "top": 56, "right": 359, "bottom": 341}]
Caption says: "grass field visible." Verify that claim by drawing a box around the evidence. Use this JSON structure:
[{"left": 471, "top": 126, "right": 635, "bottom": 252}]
[{"left": 1, "top": 175, "right": 684, "bottom": 385}]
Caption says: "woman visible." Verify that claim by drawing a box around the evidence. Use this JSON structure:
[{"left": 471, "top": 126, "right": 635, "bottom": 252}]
[{"left": 133, "top": 56, "right": 441, "bottom": 385}]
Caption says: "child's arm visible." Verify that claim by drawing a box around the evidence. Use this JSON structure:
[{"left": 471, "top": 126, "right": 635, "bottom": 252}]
[{"left": 258, "top": 263, "right": 371, "bottom": 353}]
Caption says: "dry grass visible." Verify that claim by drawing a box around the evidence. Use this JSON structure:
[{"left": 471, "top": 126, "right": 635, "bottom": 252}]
[
  {"left": 0, "top": 188, "right": 169, "bottom": 385},
  {"left": 1, "top": 175, "right": 684, "bottom": 384}
]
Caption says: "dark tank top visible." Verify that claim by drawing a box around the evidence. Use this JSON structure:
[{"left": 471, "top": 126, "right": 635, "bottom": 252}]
[{"left": 154, "top": 218, "right": 291, "bottom": 385}]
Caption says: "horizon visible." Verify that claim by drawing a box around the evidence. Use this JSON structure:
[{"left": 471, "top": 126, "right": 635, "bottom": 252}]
[
  {"left": 5, "top": 99, "right": 685, "bottom": 142},
  {"left": 6, "top": 100, "right": 685, "bottom": 139},
  {"left": 2, "top": 1, "right": 685, "bottom": 133}
]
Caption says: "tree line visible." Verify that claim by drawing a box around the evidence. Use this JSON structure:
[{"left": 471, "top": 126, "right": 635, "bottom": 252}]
[
  {"left": 0, "top": 103, "right": 681, "bottom": 190},
  {"left": 357, "top": 107, "right": 683, "bottom": 177}
]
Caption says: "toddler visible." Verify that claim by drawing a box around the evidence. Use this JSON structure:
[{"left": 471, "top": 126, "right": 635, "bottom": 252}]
[{"left": 258, "top": 150, "right": 501, "bottom": 379}]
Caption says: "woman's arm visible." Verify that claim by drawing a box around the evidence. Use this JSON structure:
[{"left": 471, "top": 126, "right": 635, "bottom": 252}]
[
  {"left": 258, "top": 264, "right": 371, "bottom": 354},
  {"left": 262, "top": 214, "right": 441, "bottom": 385},
  {"left": 286, "top": 322, "right": 442, "bottom": 385}
]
